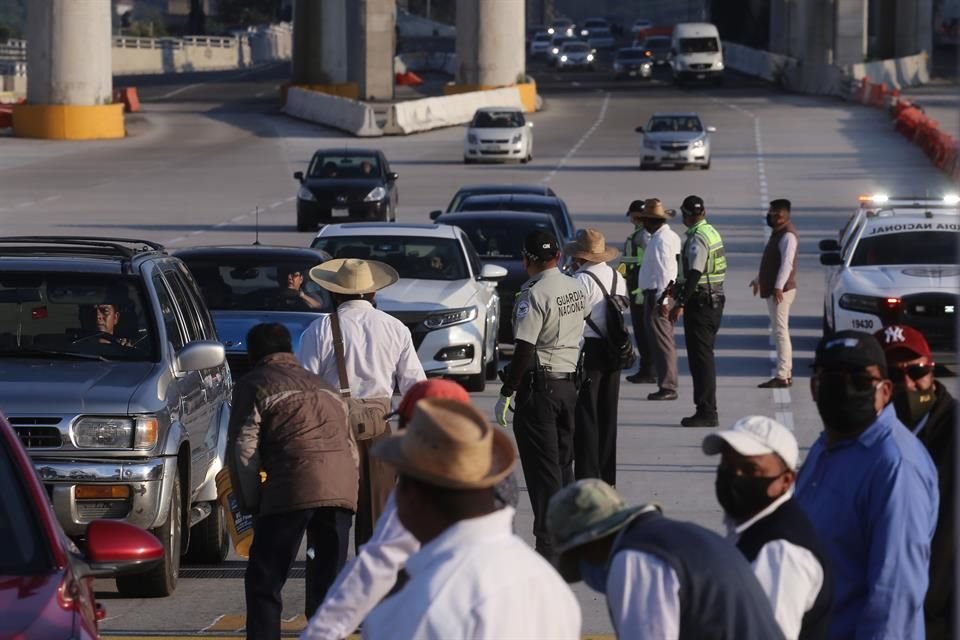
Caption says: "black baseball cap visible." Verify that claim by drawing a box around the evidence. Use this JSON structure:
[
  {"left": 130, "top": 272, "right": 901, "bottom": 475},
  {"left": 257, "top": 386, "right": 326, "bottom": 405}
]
[
  {"left": 522, "top": 230, "right": 560, "bottom": 262},
  {"left": 626, "top": 200, "right": 645, "bottom": 216},
  {"left": 680, "top": 195, "right": 705, "bottom": 217},
  {"left": 813, "top": 330, "right": 888, "bottom": 377}
]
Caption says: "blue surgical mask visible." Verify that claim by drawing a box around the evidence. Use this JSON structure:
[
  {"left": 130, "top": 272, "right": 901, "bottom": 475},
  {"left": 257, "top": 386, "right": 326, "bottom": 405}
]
[{"left": 579, "top": 559, "right": 608, "bottom": 593}]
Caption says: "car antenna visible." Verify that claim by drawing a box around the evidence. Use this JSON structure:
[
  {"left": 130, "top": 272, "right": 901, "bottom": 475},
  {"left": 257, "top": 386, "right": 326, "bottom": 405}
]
[{"left": 253, "top": 206, "right": 261, "bottom": 246}]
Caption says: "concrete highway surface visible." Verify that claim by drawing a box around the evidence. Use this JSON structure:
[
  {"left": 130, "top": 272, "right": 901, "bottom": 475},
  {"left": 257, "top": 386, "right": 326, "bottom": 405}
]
[{"left": 0, "top": 60, "right": 953, "bottom": 638}]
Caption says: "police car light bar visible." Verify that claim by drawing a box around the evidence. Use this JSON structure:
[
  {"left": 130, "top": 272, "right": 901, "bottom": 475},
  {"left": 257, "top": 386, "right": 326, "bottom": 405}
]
[
  {"left": 944, "top": 194, "right": 960, "bottom": 205},
  {"left": 859, "top": 194, "right": 960, "bottom": 207},
  {"left": 858, "top": 194, "right": 890, "bottom": 204}
]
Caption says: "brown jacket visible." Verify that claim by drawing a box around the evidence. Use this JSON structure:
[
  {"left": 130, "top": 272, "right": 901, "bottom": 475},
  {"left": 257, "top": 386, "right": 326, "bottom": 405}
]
[
  {"left": 758, "top": 222, "right": 798, "bottom": 298},
  {"left": 227, "top": 352, "right": 358, "bottom": 516}
]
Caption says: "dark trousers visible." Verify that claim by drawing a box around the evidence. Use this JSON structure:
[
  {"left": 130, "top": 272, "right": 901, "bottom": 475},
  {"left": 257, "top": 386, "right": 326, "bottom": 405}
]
[
  {"left": 574, "top": 338, "right": 622, "bottom": 486},
  {"left": 513, "top": 377, "right": 577, "bottom": 556},
  {"left": 355, "top": 431, "right": 396, "bottom": 553},
  {"left": 244, "top": 506, "right": 352, "bottom": 640},
  {"left": 683, "top": 292, "right": 725, "bottom": 418},
  {"left": 629, "top": 300, "right": 652, "bottom": 376}
]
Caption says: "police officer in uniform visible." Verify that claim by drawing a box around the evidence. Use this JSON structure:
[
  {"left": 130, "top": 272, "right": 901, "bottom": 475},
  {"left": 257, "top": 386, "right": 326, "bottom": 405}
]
[
  {"left": 622, "top": 200, "right": 655, "bottom": 384},
  {"left": 670, "top": 195, "right": 727, "bottom": 427},
  {"left": 494, "top": 229, "right": 589, "bottom": 561}
]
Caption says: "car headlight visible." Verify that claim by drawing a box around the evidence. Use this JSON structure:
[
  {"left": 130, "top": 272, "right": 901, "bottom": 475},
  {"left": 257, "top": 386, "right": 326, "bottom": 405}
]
[
  {"left": 511, "top": 133, "right": 523, "bottom": 144},
  {"left": 715, "top": 61, "right": 724, "bottom": 70},
  {"left": 581, "top": 29, "right": 589, "bottom": 36},
  {"left": 423, "top": 306, "right": 478, "bottom": 330},
  {"left": 692, "top": 139, "right": 705, "bottom": 149},
  {"left": 73, "top": 416, "right": 158, "bottom": 450},
  {"left": 547, "top": 27, "right": 555, "bottom": 34},
  {"left": 587, "top": 54, "right": 595, "bottom": 62},
  {"left": 565, "top": 28, "right": 574, "bottom": 36},
  {"left": 560, "top": 55, "right": 568, "bottom": 62},
  {"left": 552, "top": 47, "right": 559, "bottom": 55},
  {"left": 297, "top": 186, "right": 316, "bottom": 202},
  {"left": 643, "top": 138, "right": 658, "bottom": 149},
  {"left": 839, "top": 293, "right": 902, "bottom": 316},
  {"left": 467, "top": 133, "right": 478, "bottom": 144},
  {"left": 364, "top": 186, "right": 387, "bottom": 202}
]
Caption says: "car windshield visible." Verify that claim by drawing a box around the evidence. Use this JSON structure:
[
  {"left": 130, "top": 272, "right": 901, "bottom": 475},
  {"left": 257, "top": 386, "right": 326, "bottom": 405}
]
[
  {"left": 0, "top": 274, "right": 156, "bottom": 361},
  {"left": 311, "top": 236, "right": 469, "bottom": 281},
  {"left": 563, "top": 43, "right": 590, "bottom": 52},
  {"left": 647, "top": 116, "right": 703, "bottom": 132},
  {"left": 534, "top": 33, "right": 551, "bottom": 41},
  {"left": 307, "top": 154, "right": 381, "bottom": 179},
  {"left": 617, "top": 49, "right": 646, "bottom": 60},
  {"left": 679, "top": 37, "right": 719, "bottom": 53},
  {"left": 446, "top": 218, "right": 556, "bottom": 259},
  {"left": 0, "top": 435, "right": 54, "bottom": 574},
  {"left": 472, "top": 111, "right": 525, "bottom": 128},
  {"left": 590, "top": 29, "right": 611, "bottom": 37},
  {"left": 645, "top": 37, "right": 671, "bottom": 50},
  {"left": 180, "top": 257, "right": 331, "bottom": 312},
  {"left": 459, "top": 198, "right": 571, "bottom": 238},
  {"left": 850, "top": 230, "right": 958, "bottom": 266}
]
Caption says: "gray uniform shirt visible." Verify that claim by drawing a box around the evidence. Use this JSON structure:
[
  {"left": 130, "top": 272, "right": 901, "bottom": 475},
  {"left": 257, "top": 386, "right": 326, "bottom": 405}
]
[
  {"left": 683, "top": 231, "right": 710, "bottom": 275},
  {"left": 513, "top": 267, "right": 588, "bottom": 373}
]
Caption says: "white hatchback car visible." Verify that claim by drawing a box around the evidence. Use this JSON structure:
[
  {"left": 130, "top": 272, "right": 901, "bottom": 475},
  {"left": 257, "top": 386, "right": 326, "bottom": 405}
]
[
  {"left": 819, "top": 195, "right": 959, "bottom": 365},
  {"left": 311, "top": 223, "right": 508, "bottom": 390},
  {"left": 464, "top": 107, "right": 534, "bottom": 164}
]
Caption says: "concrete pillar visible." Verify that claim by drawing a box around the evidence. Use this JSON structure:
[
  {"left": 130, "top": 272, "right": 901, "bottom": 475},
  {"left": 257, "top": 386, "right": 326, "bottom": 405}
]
[
  {"left": 347, "top": 0, "right": 396, "bottom": 101},
  {"left": 455, "top": 0, "right": 526, "bottom": 87},
  {"left": 835, "top": 0, "right": 868, "bottom": 65},
  {"left": 895, "top": 0, "right": 933, "bottom": 57},
  {"left": 796, "top": 0, "right": 835, "bottom": 91},
  {"left": 292, "top": 0, "right": 349, "bottom": 86},
  {"left": 14, "top": 0, "right": 122, "bottom": 139}
]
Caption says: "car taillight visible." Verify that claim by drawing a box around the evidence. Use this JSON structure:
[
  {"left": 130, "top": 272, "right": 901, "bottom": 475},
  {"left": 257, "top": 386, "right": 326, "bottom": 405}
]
[{"left": 882, "top": 297, "right": 901, "bottom": 312}]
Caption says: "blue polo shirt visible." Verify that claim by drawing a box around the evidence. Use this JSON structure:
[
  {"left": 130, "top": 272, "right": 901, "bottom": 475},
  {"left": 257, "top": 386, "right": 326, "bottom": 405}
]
[{"left": 795, "top": 404, "right": 938, "bottom": 640}]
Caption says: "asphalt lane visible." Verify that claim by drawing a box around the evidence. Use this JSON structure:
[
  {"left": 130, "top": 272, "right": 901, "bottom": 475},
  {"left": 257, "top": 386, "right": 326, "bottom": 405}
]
[{"left": 0, "top": 63, "right": 952, "bottom": 637}]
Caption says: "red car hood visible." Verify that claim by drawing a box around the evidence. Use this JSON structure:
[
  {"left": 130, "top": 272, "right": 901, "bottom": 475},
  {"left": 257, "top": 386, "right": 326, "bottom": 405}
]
[{"left": 0, "top": 573, "right": 75, "bottom": 638}]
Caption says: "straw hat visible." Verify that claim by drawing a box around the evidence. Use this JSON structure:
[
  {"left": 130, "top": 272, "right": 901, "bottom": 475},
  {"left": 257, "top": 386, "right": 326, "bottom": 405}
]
[
  {"left": 638, "top": 198, "right": 675, "bottom": 221},
  {"left": 564, "top": 228, "right": 620, "bottom": 262},
  {"left": 371, "top": 398, "right": 517, "bottom": 490},
  {"left": 308, "top": 258, "right": 399, "bottom": 295}
]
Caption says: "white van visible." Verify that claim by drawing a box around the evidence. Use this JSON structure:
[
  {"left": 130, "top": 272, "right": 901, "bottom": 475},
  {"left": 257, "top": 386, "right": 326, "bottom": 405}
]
[{"left": 671, "top": 23, "right": 724, "bottom": 84}]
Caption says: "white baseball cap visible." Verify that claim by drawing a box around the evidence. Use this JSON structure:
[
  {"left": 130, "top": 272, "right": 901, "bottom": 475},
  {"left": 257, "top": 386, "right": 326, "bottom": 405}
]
[{"left": 701, "top": 416, "right": 799, "bottom": 471}]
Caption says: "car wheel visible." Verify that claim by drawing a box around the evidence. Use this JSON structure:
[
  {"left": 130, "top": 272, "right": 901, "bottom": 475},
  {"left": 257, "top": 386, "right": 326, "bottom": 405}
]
[
  {"left": 463, "top": 157, "right": 475, "bottom": 165},
  {"left": 464, "top": 371, "right": 486, "bottom": 392},
  {"left": 639, "top": 161, "right": 652, "bottom": 170},
  {"left": 296, "top": 212, "right": 314, "bottom": 232},
  {"left": 485, "top": 342, "right": 500, "bottom": 380},
  {"left": 117, "top": 472, "right": 182, "bottom": 597},
  {"left": 184, "top": 500, "right": 229, "bottom": 565},
  {"left": 700, "top": 160, "right": 711, "bottom": 170}
]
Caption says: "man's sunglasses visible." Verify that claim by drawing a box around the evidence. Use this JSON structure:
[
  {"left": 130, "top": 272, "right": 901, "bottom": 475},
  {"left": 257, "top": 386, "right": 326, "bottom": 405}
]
[{"left": 889, "top": 363, "right": 935, "bottom": 383}]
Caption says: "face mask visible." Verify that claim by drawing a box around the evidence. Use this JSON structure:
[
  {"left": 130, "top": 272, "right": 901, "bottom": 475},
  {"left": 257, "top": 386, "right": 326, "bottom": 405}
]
[
  {"left": 579, "top": 559, "right": 608, "bottom": 593},
  {"left": 766, "top": 213, "right": 779, "bottom": 228},
  {"left": 715, "top": 467, "right": 779, "bottom": 521},
  {"left": 893, "top": 388, "right": 935, "bottom": 428},
  {"left": 815, "top": 378, "right": 880, "bottom": 435}
]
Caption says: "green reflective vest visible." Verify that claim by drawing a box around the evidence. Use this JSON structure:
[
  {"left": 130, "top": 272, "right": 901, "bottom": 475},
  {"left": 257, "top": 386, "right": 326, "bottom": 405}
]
[{"left": 685, "top": 220, "right": 726, "bottom": 286}]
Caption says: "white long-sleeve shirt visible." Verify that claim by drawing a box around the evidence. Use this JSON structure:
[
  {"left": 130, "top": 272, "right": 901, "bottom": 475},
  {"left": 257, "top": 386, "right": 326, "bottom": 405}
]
[
  {"left": 606, "top": 549, "right": 682, "bottom": 639},
  {"left": 575, "top": 262, "right": 627, "bottom": 339},
  {"left": 773, "top": 231, "right": 798, "bottom": 291},
  {"left": 725, "top": 491, "right": 825, "bottom": 640},
  {"left": 300, "top": 492, "right": 416, "bottom": 640},
  {"left": 636, "top": 224, "right": 681, "bottom": 299},
  {"left": 362, "top": 508, "right": 581, "bottom": 640},
  {"left": 297, "top": 299, "right": 425, "bottom": 399}
]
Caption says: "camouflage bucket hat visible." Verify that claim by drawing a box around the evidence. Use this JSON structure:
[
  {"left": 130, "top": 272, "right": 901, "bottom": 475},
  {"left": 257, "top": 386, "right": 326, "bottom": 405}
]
[{"left": 547, "top": 479, "right": 652, "bottom": 555}]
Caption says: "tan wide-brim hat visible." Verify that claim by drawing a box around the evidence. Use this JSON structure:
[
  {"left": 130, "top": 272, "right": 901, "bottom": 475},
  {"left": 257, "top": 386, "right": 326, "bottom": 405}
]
[
  {"left": 564, "top": 228, "right": 620, "bottom": 262},
  {"left": 308, "top": 258, "right": 399, "bottom": 295},
  {"left": 372, "top": 398, "right": 517, "bottom": 490},
  {"left": 638, "top": 198, "right": 675, "bottom": 221}
]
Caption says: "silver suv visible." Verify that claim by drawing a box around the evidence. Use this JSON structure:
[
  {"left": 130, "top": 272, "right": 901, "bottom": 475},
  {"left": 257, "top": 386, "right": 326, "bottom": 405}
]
[{"left": 0, "top": 237, "right": 232, "bottom": 597}]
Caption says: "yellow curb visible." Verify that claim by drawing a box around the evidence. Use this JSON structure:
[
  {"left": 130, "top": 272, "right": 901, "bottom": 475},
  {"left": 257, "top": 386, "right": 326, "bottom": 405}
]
[{"left": 13, "top": 103, "right": 125, "bottom": 140}]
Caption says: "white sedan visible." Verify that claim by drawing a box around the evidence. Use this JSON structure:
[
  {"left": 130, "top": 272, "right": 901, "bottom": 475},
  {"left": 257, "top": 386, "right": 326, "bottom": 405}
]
[
  {"left": 463, "top": 106, "right": 534, "bottom": 164},
  {"left": 635, "top": 112, "right": 714, "bottom": 170},
  {"left": 819, "top": 195, "right": 959, "bottom": 365},
  {"left": 311, "top": 223, "right": 508, "bottom": 391}
]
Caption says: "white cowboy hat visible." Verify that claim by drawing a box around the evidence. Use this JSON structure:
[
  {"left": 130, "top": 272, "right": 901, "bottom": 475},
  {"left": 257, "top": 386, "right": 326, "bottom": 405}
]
[{"left": 308, "top": 258, "right": 399, "bottom": 295}]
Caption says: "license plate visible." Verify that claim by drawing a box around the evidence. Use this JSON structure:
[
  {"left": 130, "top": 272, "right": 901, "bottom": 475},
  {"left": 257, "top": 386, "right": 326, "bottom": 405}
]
[
  {"left": 332, "top": 208, "right": 349, "bottom": 216},
  {"left": 484, "top": 146, "right": 503, "bottom": 152},
  {"left": 665, "top": 155, "right": 683, "bottom": 161},
  {"left": 628, "top": 70, "right": 638, "bottom": 76},
  {"left": 696, "top": 73, "right": 706, "bottom": 79}
]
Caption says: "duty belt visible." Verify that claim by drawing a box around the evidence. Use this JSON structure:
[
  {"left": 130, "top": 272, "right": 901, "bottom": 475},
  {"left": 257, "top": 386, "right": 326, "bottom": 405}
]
[{"left": 525, "top": 370, "right": 576, "bottom": 381}]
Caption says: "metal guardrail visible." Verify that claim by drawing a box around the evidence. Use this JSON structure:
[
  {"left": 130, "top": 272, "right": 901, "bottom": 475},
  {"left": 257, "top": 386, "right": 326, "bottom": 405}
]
[
  {"left": 0, "top": 60, "right": 27, "bottom": 76},
  {"left": 0, "top": 40, "right": 27, "bottom": 62},
  {"left": 112, "top": 35, "right": 238, "bottom": 50}
]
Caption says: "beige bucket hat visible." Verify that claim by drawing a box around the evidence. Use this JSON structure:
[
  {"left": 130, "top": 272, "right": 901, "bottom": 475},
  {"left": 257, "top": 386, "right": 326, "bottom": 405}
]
[
  {"left": 638, "top": 198, "right": 676, "bottom": 221},
  {"left": 308, "top": 258, "right": 399, "bottom": 295},
  {"left": 371, "top": 398, "right": 517, "bottom": 490},
  {"left": 564, "top": 228, "right": 621, "bottom": 262}
]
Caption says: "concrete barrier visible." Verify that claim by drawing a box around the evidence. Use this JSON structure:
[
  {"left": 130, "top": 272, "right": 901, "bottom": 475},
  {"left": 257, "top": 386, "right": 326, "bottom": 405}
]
[
  {"left": 845, "top": 51, "right": 930, "bottom": 90},
  {"left": 383, "top": 86, "right": 525, "bottom": 135},
  {"left": 283, "top": 86, "right": 382, "bottom": 137},
  {"left": 721, "top": 41, "right": 796, "bottom": 83}
]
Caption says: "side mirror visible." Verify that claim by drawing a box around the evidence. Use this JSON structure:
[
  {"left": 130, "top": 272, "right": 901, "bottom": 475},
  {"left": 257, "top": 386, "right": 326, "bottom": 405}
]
[
  {"left": 387, "top": 172, "right": 399, "bottom": 181},
  {"left": 706, "top": 126, "right": 717, "bottom": 133},
  {"left": 82, "top": 520, "right": 164, "bottom": 578},
  {"left": 634, "top": 126, "right": 644, "bottom": 133},
  {"left": 479, "top": 264, "right": 509, "bottom": 281},
  {"left": 294, "top": 171, "right": 304, "bottom": 182},
  {"left": 429, "top": 210, "right": 442, "bottom": 221},
  {"left": 176, "top": 340, "right": 225, "bottom": 373},
  {"left": 820, "top": 253, "right": 843, "bottom": 266},
  {"left": 819, "top": 239, "right": 840, "bottom": 252}
]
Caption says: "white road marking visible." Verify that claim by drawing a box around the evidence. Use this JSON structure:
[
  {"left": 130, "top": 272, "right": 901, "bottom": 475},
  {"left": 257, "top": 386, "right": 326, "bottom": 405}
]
[
  {"left": 14, "top": 200, "right": 35, "bottom": 209},
  {"left": 153, "top": 84, "right": 201, "bottom": 100},
  {"left": 40, "top": 195, "right": 61, "bottom": 203},
  {"left": 543, "top": 92, "right": 610, "bottom": 183},
  {"left": 162, "top": 204, "right": 274, "bottom": 245},
  {"left": 269, "top": 200, "right": 284, "bottom": 209}
]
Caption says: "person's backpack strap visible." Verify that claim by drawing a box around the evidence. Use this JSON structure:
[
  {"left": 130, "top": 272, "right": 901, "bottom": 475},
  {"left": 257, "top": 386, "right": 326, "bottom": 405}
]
[
  {"left": 583, "top": 270, "right": 611, "bottom": 337},
  {"left": 330, "top": 311, "right": 351, "bottom": 399}
]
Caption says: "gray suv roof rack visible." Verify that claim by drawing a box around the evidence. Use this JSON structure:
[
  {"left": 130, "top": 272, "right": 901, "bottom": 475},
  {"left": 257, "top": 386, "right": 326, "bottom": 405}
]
[{"left": 0, "top": 236, "right": 166, "bottom": 258}]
